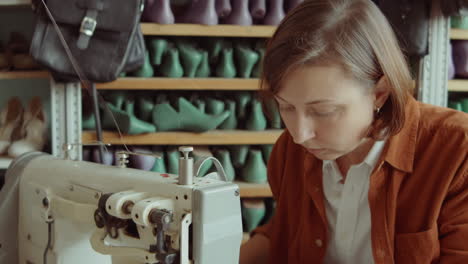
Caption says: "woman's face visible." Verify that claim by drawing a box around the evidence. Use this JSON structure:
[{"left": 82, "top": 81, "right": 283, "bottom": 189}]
[{"left": 276, "top": 65, "right": 381, "bottom": 161}]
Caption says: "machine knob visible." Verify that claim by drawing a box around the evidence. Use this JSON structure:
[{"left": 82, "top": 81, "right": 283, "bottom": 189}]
[{"left": 178, "top": 146, "right": 193, "bottom": 159}]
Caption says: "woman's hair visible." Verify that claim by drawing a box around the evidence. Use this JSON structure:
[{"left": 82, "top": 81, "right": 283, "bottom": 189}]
[{"left": 260, "top": 0, "right": 413, "bottom": 139}]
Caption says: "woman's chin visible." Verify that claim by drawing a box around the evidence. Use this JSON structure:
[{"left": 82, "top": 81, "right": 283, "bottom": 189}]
[{"left": 307, "top": 148, "right": 340, "bottom": 160}]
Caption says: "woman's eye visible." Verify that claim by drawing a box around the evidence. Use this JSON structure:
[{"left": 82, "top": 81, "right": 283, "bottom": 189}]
[
  {"left": 279, "top": 106, "right": 294, "bottom": 112},
  {"left": 308, "top": 107, "right": 337, "bottom": 117},
  {"left": 315, "top": 111, "right": 336, "bottom": 117}
]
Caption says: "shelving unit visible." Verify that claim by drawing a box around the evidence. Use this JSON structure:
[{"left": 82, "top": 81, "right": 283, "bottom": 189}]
[
  {"left": 96, "top": 78, "right": 261, "bottom": 90},
  {"left": 0, "top": 4, "right": 53, "bottom": 170},
  {"left": 449, "top": 25, "right": 468, "bottom": 91},
  {"left": 0, "top": 71, "right": 49, "bottom": 79},
  {"left": 450, "top": 28, "right": 468, "bottom": 40},
  {"left": 1, "top": 3, "right": 453, "bottom": 247},
  {"left": 448, "top": 80, "right": 468, "bottom": 92},
  {"left": 449, "top": 25, "right": 468, "bottom": 105},
  {"left": 236, "top": 181, "right": 272, "bottom": 198},
  {"left": 82, "top": 130, "right": 277, "bottom": 197},
  {"left": 141, "top": 23, "right": 276, "bottom": 37},
  {"left": 82, "top": 130, "right": 282, "bottom": 145},
  {"left": 0, "top": 0, "right": 29, "bottom": 6},
  {"left": 86, "top": 23, "right": 279, "bottom": 200},
  {"left": 1, "top": 16, "right": 452, "bottom": 202}
]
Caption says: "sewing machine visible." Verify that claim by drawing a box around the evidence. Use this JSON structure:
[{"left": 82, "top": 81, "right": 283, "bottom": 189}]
[{"left": 4, "top": 147, "right": 242, "bottom": 264}]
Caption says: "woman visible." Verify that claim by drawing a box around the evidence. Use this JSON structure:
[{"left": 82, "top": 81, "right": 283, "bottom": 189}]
[{"left": 240, "top": 0, "right": 468, "bottom": 263}]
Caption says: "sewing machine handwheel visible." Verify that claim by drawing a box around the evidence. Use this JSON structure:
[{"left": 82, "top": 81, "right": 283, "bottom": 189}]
[
  {"left": 109, "top": 226, "right": 119, "bottom": 239},
  {"left": 94, "top": 210, "right": 105, "bottom": 228}
]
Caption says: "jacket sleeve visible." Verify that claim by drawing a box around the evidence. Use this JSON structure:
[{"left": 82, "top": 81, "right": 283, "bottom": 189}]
[
  {"left": 251, "top": 131, "right": 290, "bottom": 239},
  {"left": 439, "top": 140, "right": 468, "bottom": 263}
]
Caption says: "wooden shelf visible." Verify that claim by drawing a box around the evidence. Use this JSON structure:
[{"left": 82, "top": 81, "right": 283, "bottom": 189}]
[
  {"left": 450, "top": 28, "right": 468, "bottom": 40},
  {"left": 82, "top": 130, "right": 283, "bottom": 145},
  {"left": 0, "top": 156, "right": 13, "bottom": 169},
  {"left": 0, "top": 0, "right": 30, "bottom": 5},
  {"left": 242, "top": 233, "right": 250, "bottom": 244},
  {"left": 96, "top": 77, "right": 261, "bottom": 90},
  {"left": 0, "top": 71, "right": 49, "bottom": 79},
  {"left": 236, "top": 181, "right": 272, "bottom": 198},
  {"left": 141, "top": 23, "right": 276, "bottom": 37},
  {"left": 448, "top": 80, "right": 468, "bottom": 92}
]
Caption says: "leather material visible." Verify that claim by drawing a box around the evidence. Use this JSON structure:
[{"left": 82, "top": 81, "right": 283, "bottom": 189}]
[
  {"left": 76, "top": 9, "right": 98, "bottom": 50},
  {"left": 30, "top": 0, "right": 145, "bottom": 82},
  {"left": 378, "top": 0, "right": 429, "bottom": 57},
  {"left": 440, "top": 0, "right": 468, "bottom": 17},
  {"left": 122, "top": 24, "right": 146, "bottom": 73},
  {"left": 47, "top": 0, "right": 137, "bottom": 32}
]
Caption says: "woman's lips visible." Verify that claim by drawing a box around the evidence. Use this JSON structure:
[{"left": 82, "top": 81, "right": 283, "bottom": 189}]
[{"left": 307, "top": 148, "right": 326, "bottom": 155}]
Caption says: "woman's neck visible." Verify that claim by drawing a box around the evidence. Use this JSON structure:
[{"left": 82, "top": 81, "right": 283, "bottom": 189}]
[{"left": 335, "top": 138, "right": 375, "bottom": 182}]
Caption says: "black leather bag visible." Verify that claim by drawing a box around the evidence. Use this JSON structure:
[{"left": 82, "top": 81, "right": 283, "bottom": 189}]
[
  {"left": 378, "top": 0, "right": 430, "bottom": 58},
  {"left": 30, "top": 0, "right": 146, "bottom": 83},
  {"left": 440, "top": 0, "right": 468, "bottom": 16}
]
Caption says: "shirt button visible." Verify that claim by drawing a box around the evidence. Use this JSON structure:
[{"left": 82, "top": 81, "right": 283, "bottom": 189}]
[{"left": 315, "top": 239, "right": 323, "bottom": 247}]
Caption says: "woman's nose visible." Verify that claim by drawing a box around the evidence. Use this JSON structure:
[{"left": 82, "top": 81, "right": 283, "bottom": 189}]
[{"left": 289, "top": 114, "right": 316, "bottom": 145}]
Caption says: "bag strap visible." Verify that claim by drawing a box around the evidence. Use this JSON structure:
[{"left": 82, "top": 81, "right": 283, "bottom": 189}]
[{"left": 77, "top": 0, "right": 105, "bottom": 50}]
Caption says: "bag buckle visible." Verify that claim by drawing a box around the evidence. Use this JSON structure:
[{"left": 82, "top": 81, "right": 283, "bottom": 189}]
[{"left": 80, "top": 16, "right": 97, "bottom": 36}]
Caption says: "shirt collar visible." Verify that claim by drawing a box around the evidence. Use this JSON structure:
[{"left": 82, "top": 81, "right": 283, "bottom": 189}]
[
  {"left": 381, "top": 95, "right": 420, "bottom": 173},
  {"left": 364, "top": 139, "right": 386, "bottom": 169},
  {"left": 322, "top": 139, "right": 386, "bottom": 183},
  {"left": 322, "top": 160, "right": 341, "bottom": 183}
]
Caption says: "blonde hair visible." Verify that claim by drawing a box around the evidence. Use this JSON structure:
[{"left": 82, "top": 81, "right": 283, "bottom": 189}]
[{"left": 260, "top": 0, "right": 413, "bottom": 139}]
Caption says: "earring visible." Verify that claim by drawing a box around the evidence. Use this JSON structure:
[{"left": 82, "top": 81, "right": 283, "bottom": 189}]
[
  {"left": 375, "top": 106, "right": 381, "bottom": 116},
  {"left": 376, "top": 107, "right": 380, "bottom": 113}
]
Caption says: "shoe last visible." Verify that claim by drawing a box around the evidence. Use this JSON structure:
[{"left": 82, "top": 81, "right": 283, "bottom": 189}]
[
  {"left": 8, "top": 97, "right": 46, "bottom": 158},
  {"left": 0, "top": 97, "right": 23, "bottom": 155}
]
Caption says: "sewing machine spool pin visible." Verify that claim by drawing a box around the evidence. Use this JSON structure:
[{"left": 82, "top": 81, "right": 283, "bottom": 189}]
[{"left": 178, "top": 146, "right": 194, "bottom": 186}]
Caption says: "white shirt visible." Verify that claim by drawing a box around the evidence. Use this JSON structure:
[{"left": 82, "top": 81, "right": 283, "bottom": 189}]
[{"left": 322, "top": 140, "right": 386, "bottom": 264}]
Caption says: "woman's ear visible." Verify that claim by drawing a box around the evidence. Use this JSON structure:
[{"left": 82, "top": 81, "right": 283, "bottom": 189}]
[{"left": 374, "top": 75, "right": 391, "bottom": 108}]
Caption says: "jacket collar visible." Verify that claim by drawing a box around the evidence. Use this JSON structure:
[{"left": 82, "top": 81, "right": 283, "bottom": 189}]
[{"left": 382, "top": 96, "right": 420, "bottom": 173}]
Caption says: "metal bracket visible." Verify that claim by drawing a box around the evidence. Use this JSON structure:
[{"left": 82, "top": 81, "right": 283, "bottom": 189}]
[
  {"left": 50, "top": 81, "right": 82, "bottom": 160},
  {"left": 62, "top": 142, "right": 111, "bottom": 161},
  {"left": 179, "top": 213, "right": 192, "bottom": 264},
  {"left": 80, "top": 16, "right": 97, "bottom": 36},
  {"left": 417, "top": 1, "right": 450, "bottom": 107}
]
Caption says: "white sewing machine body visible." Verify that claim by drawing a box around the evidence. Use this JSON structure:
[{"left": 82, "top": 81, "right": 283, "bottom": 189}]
[{"left": 10, "top": 151, "right": 242, "bottom": 264}]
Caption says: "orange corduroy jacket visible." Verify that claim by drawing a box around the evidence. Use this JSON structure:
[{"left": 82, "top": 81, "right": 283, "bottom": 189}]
[{"left": 253, "top": 97, "right": 468, "bottom": 263}]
